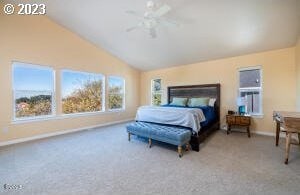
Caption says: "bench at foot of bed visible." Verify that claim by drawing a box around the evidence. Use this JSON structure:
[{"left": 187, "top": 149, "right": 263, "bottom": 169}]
[{"left": 126, "top": 122, "right": 192, "bottom": 158}]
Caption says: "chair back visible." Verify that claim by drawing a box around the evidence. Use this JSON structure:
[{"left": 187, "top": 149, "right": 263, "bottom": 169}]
[{"left": 284, "top": 117, "right": 300, "bottom": 132}]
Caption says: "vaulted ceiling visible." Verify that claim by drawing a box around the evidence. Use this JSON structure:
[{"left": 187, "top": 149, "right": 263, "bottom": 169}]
[{"left": 8, "top": 0, "right": 300, "bottom": 70}]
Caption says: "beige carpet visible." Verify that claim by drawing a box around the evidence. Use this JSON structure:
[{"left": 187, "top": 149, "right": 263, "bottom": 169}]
[{"left": 0, "top": 122, "right": 300, "bottom": 195}]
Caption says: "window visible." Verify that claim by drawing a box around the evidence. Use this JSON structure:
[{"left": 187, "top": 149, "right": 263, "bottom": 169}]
[
  {"left": 238, "top": 67, "right": 262, "bottom": 115},
  {"left": 151, "top": 79, "right": 162, "bottom": 106},
  {"left": 61, "top": 70, "right": 104, "bottom": 114},
  {"left": 13, "top": 62, "right": 55, "bottom": 120},
  {"left": 108, "top": 76, "right": 125, "bottom": 110}
]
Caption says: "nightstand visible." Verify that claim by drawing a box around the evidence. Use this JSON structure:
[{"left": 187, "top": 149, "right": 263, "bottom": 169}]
[{"left": 226, "top": 114, "right": 251, "bottom": 137}]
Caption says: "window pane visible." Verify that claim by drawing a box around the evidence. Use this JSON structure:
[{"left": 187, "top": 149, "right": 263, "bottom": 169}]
[
  {"left": 152, "top": 94, "right": 162, "bottom": 106},
  {"left": 15, "top": 90, "right": 53, "bottom": 118},
  {"left": 241, "top": 91, "right": 260, "bottom": 114},
  {"left": 108, "top": 76, "right": 124, "bottom": 110},
  {"left": 108, "top": 77, "right": 124, "bottom": 94},
  {"left": 13, "top": 63, "right": 53, "bottom": 91},
  {"left": 151, "top": 79, "right": 162, "bottom": 106},
  {"left": 109, "top": 94, "right": 123, "bottom": 109},
  {"left": 239, "top": 69, "right": 260, "bottom": 88},
  {"left": 62, "top": 70, "right": 104, "bottom": 114},
  {"left": 13, "top": 62, "right": 54, "bottom": 119},
  {"left": 152, "top": 79, "right": 161, "bottom": 92}
]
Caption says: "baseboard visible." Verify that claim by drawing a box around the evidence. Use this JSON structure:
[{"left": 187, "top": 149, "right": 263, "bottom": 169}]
[
  {"left": 0, "top": 118, "right": 134, "bottom": 147},
  {"left": 253, "top": 131, "right": 277, "bottom": 137},
  {"left": 221, "top": 129, "right": 286, "bottom": 138}
]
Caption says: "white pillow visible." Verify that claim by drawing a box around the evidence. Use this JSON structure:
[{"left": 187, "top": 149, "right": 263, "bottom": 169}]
[{"left": 208, "top": 98, "right": 216, "bottom": 107}]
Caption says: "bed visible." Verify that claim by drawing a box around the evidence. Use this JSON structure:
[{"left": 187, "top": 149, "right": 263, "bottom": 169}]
[{"left": 136, "top": 84, "right": 221, "bottom": 151}]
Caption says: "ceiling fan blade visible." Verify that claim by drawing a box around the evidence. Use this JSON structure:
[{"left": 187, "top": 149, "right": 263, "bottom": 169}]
[
  {"left": 126, "top": 22, "right": 143, "bottom": 32},
  {"left": 125, "top": 10, "right": 143, "bottom": 18},
  {"left": 149, "top": 28, "right": 157, "bottom": 38},
  {"left": 159, "top": 18, "right": 179, "bottom": 27},
  {"left": 126, "top": 26, "right": 138, "bottom": 32},
  {"left": 154, "top": 4, "right": 171, "bottom": 17}
]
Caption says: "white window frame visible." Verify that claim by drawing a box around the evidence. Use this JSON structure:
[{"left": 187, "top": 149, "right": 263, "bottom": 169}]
[
  {"left": 151, "top": 78, "right": 162, "bottom": 106},
  {"left": 238, "top": 66, "right": 263, "bottom": 116},
  {"left": 107, "top": 76, "right": 125, "bottom": 111},
  {"left": 61, "top": 69, "right": 105, "bottom": 115},
  {"left": 12, "top": 61, "right": 56, "bottom": 121}
]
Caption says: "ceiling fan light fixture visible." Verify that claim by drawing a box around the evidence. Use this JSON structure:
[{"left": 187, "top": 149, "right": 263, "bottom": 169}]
[
  {"left": 125, "top": 1, "right": 178, "bottom": 38},
  {"left": 144, "top": 11, "right": 155, "bottom": 19},
  {"left": 144, "top": 20, "right": 157, "bottom": 29},
  {"left": 146, "top": 1, "right": 155, "bottom": 10}
]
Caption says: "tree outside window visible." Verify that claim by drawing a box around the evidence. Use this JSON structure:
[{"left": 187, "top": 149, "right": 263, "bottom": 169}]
[
  {"left": 13, "top": 62, "right": 55, "bottom": 120},
  {"left": 61, "top": 70, "right": 104, "bottom": 114},
  {"left": 108, "top": 76, "right": 125, "bottom": 110}
]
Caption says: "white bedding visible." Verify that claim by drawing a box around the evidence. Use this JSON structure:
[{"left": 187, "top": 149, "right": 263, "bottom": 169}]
[{"left": 135, "top": 106, "right": 206, "bottom": 133}]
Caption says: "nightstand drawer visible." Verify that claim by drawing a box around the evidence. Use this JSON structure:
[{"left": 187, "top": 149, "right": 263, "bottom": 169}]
[
  {"left": 226, "top": 115, "right": 251, "bottom": 125},
  {"left": 235, "top": 116, "right": 241, "bottom": 124},
  {"left": 226, "top": 115, "right": 235, "bottom": 124},
  {"left": 240, "top": 117, "right": 250, "bottom": 125}
]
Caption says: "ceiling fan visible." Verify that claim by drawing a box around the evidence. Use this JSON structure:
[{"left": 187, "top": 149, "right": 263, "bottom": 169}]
[{"left": 125, "top": 1, "right": 179, "bottom": 38}]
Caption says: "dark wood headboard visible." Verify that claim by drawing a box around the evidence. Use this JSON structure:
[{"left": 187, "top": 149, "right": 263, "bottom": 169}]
[{"left": 167, "top": 84, "right": 221, "bottom": 122}]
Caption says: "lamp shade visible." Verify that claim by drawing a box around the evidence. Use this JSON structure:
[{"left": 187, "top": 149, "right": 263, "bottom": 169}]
[{"left": 236, "top": 97, "right": 247, "bottom": 106}]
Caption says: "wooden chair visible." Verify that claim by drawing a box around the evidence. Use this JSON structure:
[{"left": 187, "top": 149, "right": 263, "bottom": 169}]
[{"left": 283, "top": 117, "right": 300, "bottom": 164}]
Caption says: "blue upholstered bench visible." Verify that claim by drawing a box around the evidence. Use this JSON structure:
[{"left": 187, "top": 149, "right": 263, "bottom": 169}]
[{"left": 126, "top": 122, "right": 192, "bottom": 157}]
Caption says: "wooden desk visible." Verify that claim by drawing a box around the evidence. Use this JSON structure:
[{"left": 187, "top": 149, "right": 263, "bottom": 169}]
[{"left": 273, "top": 111, "right": 300, "bottom": 146}]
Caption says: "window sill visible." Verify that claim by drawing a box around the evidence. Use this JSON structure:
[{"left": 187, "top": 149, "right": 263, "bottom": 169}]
[
  {"left": 59, "top": 111, "right": 107, "bottom": 118},
  {"left": 11, "top": 110, "right": 125, "bottom": 124},
  {"left": 12, "top": 115, "right": 57, "bottom": 124},
  {"left": 249, "top": 114, "right": 264, "bottom": 118},
  {"left": 107, "top": 109, "right": 125, "bottom": 112}
]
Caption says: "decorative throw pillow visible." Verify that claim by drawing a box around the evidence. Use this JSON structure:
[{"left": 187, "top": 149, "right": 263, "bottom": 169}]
[
  {"left": 170, "top": 97, "right": 188, "bottom": 106},
  {"left": 208, "top": 98, "right": 216, "bottom": 107},
  {"left": 188, "top": 97, "right": 209, "bottom": 107}
]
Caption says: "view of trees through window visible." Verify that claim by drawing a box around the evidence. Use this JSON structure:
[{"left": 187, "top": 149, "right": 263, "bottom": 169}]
[
  {"left": 13, "top": 62, "right": 54, "bottom": 119},
  {"left": 62, "top": 71, "right": 104, "bottom": 114},
  {"left": 151, "top": 79, "right": 162, "bottom": 106},
  {"left": 108, "top": 76, "right": 125, "bottom": 110},
  {"left": 12, "top": 63, "right": 126, "bottom": 120}
]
